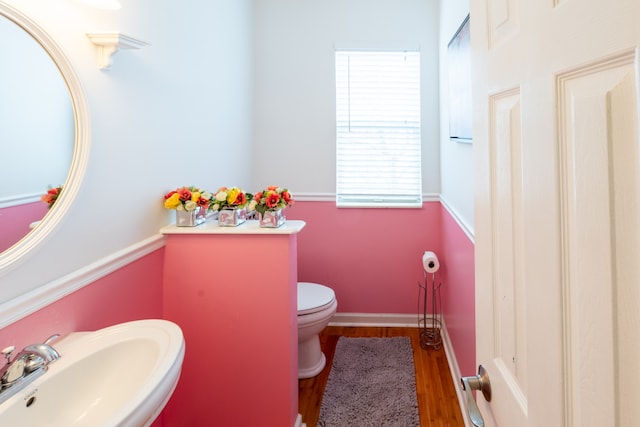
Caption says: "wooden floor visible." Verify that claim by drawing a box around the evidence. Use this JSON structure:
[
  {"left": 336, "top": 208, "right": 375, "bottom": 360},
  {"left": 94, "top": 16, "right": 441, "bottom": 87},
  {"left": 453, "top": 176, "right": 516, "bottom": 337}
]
[{"left": 298, "top": 326, "right": 466, "bottom": 427}]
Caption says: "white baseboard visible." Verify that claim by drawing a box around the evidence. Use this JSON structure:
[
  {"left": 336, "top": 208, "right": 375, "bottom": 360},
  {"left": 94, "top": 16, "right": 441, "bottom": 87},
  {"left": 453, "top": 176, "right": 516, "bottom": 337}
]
[
  {"left": 440, "top": 318, "right": 472, "bottom": 427},
  {"left": 328, "top": 312, "right": 470, "bottom": 426},
  {"left": 329, "top": 312, "right": 420, "bottom": 327}
]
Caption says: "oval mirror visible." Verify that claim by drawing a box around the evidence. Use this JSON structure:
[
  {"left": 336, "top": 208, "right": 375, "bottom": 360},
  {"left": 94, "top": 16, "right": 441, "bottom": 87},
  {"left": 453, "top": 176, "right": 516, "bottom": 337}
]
[{"left": 0, "top": 4, "right": 89, "bottom": 272}]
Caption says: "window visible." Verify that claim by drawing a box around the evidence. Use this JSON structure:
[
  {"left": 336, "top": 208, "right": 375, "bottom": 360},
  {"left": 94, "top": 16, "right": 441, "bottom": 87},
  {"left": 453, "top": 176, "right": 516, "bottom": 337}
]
[{"left": 335, "top": 49, "right": 422, "bottom": 207}]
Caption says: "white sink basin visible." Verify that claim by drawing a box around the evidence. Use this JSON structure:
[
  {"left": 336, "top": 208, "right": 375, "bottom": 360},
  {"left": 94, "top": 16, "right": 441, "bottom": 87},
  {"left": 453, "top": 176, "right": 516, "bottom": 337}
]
[{"left": 0, "top": 319, "right": 185, "bottom": 427}]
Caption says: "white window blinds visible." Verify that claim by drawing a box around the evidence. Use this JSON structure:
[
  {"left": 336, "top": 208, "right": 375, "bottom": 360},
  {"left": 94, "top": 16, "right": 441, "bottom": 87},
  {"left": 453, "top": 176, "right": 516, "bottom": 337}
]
[{"left": 335, "top": 50, "right": 422, "bottom": 207}]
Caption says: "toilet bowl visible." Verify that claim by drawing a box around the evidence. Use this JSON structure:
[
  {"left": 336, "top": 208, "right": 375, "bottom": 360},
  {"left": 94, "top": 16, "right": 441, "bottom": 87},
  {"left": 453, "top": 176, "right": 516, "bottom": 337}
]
[{"left": 297, "top": 282, "right": 337, "bottom": 379}]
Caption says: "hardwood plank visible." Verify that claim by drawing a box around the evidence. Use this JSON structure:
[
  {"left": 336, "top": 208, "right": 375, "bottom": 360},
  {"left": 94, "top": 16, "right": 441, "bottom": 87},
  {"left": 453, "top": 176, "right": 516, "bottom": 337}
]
[{"left": 298, "top": 326, "right": 466, "bottom": 427}]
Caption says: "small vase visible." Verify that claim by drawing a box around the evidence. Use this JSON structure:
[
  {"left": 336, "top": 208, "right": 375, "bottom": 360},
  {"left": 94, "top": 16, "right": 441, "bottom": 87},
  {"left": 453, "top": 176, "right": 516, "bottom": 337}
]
[
  {"left": 259, "top": 208, "right": 285, "bottom": 228},
  {"left": 218, "top": 207, "right": 247, "bottom": 227},
  {"left": 176, "top": 206, "right": 207, "bottom": 227}
]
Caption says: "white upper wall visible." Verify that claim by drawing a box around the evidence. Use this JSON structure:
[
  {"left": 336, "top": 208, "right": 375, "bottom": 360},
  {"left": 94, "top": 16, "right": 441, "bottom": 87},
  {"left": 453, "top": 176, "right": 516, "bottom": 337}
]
[
  {"left": 0, "top": 0, "right": 477, "bottom": 306},
  {"left": 0, "top": 0, "right": 253, "bottom": 303},
  {"left": 252, "top": 0, "right": 440, "bottom": 196},
  {"left": 438, "top": 0, "right": 473, "bottom": 232}
]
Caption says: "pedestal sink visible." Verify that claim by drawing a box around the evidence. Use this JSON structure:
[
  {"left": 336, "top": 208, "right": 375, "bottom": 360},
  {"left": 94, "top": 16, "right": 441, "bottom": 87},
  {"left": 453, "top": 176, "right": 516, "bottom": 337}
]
[{"left": 0, "top": 319, "right": 185, "bottom": 427}]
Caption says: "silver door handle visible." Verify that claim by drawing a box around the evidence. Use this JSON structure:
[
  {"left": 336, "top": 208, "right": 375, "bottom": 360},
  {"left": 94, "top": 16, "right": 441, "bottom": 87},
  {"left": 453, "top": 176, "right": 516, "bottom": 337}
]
[{"left": 461, "top": 365, "right": 492, "bottom": 427}]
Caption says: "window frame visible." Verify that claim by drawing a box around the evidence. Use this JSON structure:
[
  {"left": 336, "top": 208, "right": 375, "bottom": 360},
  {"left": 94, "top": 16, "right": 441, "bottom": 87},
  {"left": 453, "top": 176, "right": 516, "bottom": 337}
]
[{"left": 335, "top": 48, "right": 423, "bottom": 208}]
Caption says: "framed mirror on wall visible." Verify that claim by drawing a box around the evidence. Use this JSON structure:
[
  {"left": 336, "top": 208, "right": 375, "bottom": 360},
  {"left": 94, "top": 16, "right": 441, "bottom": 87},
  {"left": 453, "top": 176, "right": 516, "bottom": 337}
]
[
  {"left": 447, "top": 14, "right": 472, "bottom": 143},
  {"left": 0, "top": 3, "right": 89, "bottom": 273},
  {"left": 0, "top": 15, "right": 74, "bottom": 253}
]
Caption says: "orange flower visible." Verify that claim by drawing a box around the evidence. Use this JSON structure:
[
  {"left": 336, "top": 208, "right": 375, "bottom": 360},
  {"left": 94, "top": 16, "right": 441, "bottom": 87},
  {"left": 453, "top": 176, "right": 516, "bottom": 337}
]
[
  {"left": 41, "top": 186, "right": 62, "bottom": 209},
  {"left": 196, "top": 196, "right": 210, "bottom": 207},
  {"left": 281, "top": 190, "right": 293, "bottom": 204}
]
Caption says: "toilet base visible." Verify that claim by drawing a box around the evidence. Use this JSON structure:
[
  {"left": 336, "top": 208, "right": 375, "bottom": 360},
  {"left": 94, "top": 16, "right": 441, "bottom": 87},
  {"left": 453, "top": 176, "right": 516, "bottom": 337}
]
[
  {"left": 298, "top": 353, "right": 326, "bottom": 379},
  {"left": 298, "top": 334, "right": 326, "bottom": 379}
]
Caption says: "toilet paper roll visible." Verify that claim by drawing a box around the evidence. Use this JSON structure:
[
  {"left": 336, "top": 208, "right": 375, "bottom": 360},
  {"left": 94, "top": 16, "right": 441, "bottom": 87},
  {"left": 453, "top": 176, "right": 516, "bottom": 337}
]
[{"left": 422, "top": 251, "right": 440, "bottom": 273}]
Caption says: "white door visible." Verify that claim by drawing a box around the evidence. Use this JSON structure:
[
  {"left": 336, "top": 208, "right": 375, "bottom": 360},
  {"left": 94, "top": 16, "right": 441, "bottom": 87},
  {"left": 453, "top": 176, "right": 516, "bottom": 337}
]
[{"left": 471, "top": 0, "right": 640, "bottom": 426}]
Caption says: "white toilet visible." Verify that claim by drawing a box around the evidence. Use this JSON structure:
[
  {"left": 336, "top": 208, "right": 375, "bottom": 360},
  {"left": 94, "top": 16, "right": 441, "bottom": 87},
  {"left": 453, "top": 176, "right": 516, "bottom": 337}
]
[{"left": 297, "top": 282, "right": 338, "bottom": 379}]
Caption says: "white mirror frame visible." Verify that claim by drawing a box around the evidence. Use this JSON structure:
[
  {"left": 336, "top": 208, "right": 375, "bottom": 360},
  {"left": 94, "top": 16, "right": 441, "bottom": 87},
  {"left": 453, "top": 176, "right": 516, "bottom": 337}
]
[{"left": 0, "top": 3, "right": 90, "bottom": 274}]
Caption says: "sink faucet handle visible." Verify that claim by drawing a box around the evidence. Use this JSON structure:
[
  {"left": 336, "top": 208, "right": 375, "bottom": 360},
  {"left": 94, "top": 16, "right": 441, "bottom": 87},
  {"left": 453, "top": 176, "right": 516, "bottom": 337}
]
[
  {"left": 44, "top": 334, "right": 60, "bottom": 345},
  {"left": 1, "top": 346, "right": 16, "bottom": 364}
]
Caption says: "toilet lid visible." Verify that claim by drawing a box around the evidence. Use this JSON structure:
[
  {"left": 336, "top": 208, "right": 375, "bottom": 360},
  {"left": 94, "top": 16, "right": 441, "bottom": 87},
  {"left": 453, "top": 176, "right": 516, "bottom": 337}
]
[{"left": 298, "top": 282, "right": 335, "bottom": 315}]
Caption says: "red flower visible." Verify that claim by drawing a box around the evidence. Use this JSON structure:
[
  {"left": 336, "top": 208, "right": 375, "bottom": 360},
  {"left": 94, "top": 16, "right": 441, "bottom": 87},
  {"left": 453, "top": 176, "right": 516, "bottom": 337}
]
[
  {"left": 253, "top": 191, "right": 263, "bottom": 201},
  {"left": 281, "top": 190, "right": 293, "bottom": 205},
  {"left": 164, "top": 190, "right": 177, "bottom": 200},
  {"left": 196, "top": 197, "right": 209, "bottom": 207},
  {"left": 235, "top": 192, "right": 246, "bottom": 206},
  {"left": 266, "top": 192, "right": 281, "bottom": 208},
  {"left": 41, "top": 186, "right": 62, "bottom": 209},
  {"left": 178, "top": 188, "right": 192, "bottom": 201}
]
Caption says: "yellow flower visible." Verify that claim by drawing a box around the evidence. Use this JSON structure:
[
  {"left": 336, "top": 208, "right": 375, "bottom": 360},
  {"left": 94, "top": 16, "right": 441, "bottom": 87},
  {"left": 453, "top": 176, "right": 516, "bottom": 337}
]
[
  {"left": 226, "top": 188, "right": 239, "bottom": 204},
  {"left": 191, "top": 191, "right": 201, "bottom": 202},
  {"left": 164, "top": 193, "right": 182, "bottom": 209}
]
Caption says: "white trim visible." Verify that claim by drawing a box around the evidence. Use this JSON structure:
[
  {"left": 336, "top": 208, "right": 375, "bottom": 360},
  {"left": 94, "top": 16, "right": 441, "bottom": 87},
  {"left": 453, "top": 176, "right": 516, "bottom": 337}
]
[
  {"left": 439, "top": 195, "right": 475, "bottom": 242},
  {"left": 292, "top": 193, "right": 335, "bottom": 202},
  {"left": 294, "top": 413, "right": 304, "bottom": 427},
  {"left": 290, "top": 193, "right": 440, "bottom": 203},
  {"left": 334, "top": 42, "right": 421, "bottom": 52},
  {"left": 328, "top": 312, "right": 469, "bottom": 426},
  {"left": 0, "top": 193, "right": 42, "bottom": 208},
  {"left": 329, "top": 312, "right": 420, "bottom": 327},
  {"left": 422, "top": 193, "right": 441, "bottom": 202},
  {"left": 0, "top": 234, "right": 165, "bottom": 329},
  {"left": 441, "top": 317, "right": 472, "bottom": 427}
]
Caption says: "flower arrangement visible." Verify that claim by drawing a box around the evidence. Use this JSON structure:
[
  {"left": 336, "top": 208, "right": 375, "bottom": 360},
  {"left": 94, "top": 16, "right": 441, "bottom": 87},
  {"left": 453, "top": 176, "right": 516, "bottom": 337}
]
[
  {"left": 164, "top": 186, "right": 212, "bottom": 211},
  {"left": 211, "top": 187, "right": 251, "bottom": 211},
  {"left": 250, "top": 186, "right": 295, "bottom": 215},
  {"left": 41, "top": 185, "right": 62, "bottom": 210}
]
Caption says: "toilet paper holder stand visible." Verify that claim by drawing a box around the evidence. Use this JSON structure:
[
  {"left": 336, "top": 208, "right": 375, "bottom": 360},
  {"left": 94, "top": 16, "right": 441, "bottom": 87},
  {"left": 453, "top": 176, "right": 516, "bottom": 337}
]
[{"left": 418, "top": 271, "right": 442, "bottom": 350}]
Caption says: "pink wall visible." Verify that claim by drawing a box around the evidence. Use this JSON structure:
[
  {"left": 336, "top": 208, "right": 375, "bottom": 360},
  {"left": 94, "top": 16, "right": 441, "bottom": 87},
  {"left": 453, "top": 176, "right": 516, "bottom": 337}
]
[
  {"left": 439, "top": 210, "right": 476, "bottom": 377},
  {"left": 0, "top": 248, "right": 164, "bottom": 350},
  {"left": 288, "top": 201, "right": 443, "bottom": 313},
  {"left": 0, "top": 202, "right": 48, "bottom": 253},
  {"left": 0, "top": 201, "right": 476, "bottom": 425}
]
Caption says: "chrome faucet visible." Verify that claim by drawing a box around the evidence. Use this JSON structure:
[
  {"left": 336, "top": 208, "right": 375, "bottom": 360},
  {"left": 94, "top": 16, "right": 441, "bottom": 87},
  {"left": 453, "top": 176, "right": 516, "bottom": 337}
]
[{"left": 0, "top": 334, "right": 60, "bottom": 404}]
